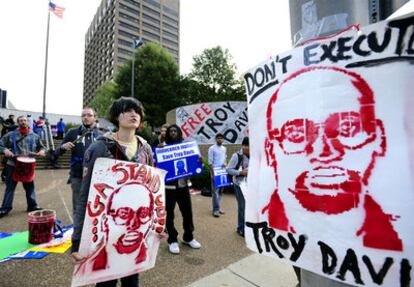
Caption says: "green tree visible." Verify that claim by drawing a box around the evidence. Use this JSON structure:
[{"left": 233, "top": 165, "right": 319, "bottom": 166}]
[
  {"left": 189, "top": 46, "right": 245, "bottom": 102},
  {"left": 90, "top": 81, "right": 118, "bottom": 117},
  {"left": 115, "top": 42, "right": 180, "bottom": 127}
]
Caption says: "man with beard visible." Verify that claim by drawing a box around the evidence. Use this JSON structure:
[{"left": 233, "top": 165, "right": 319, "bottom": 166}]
[
  {"left": 55, "top": 107, "right": 101, "bottom": 216},
  {"left": 263, "top": 66, "right": 402, "bottom": 251},
  {"left": 0, "top": 115, "right": 46, "bottom": 217}
]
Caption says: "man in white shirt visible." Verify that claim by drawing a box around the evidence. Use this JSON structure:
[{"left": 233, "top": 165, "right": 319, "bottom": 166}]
[{"left": 208, "top": 133, "right": 227, "bottom": 217}]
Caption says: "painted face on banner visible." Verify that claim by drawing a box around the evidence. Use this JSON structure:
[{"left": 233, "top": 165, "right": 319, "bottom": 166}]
[
  {"left": 266, "top": 67, "right": 385, "bottom": 215},
  {"left": 106, "top": 183, "right": 153, "bottom": 255}
]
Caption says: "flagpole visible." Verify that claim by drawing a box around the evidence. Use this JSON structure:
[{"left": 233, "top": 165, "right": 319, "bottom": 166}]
[{"left": 42, "top": 2, "right": 51, "bottom": 119}]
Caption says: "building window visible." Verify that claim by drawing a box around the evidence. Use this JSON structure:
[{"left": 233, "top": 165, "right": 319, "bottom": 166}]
[
  {"left": 119, "top": 12, "right": 139, "bottom": 23},
  {"left": 123, "top": 0, "right": 140, "bottom": 8},
  {"left": 119, "top": 38, "right": 133, "bottom": 47},
  {"left": 143, "top": 30, "right": 160, "bottom": 41},
  {"left": 142, "top": 5, "right": 160, "bottom": 17},
  {"left": 119, "top": 3, "right": 140, "bottom": 15},
  {"left": 163, "top": 15, "right": 178, "bottom": 26},
  {"left": 162, "top": 5, "right": 178, "bottom": 17},
  {"left": 143, "top": 0, "right": 160, "bottom": 9},
  {"left": 142, "top": 21, "right": 160, "bottom": 33},
  {"left": 118, "top": 56, "right": 129, "bottom": 63},
  {"left": 162, "top": 21, "right": 178, "bottom": 33},
  {"left": 119, "top": 29, "right": 137, "bottom": 39},
  {"left": 118, "top": 48, "right": 133, "bottom": 56},
  {"left": 142, "top": 13, "right": 160, "bottom": 25},
  {"left": 163, "top": 46, "right": 178, "bottom": 56},
  {"left": 163, "top": 30, "right": 178, "bottom": 40},
  {"left": 162, "top": 37, "right": 178, "bottom": 47},
  {"left": 119, "top": 21, "right": 139, "bottom": 32}
]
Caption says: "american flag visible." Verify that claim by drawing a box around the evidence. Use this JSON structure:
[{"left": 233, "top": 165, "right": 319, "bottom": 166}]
[{"left": 49, "top": 2, "right": 65, "bottom": 18}]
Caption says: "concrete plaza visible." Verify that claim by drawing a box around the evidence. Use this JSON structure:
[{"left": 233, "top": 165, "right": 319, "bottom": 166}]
[{"left": 0, "top": 169, "right": 297, "bottom": 287}]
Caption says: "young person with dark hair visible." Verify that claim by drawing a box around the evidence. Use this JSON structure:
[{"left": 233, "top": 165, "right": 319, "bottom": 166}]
[
  {"left": 71, "top": 97, "right": 153, "bottom": 287},
  {"left": 162, "top": 124, "right": 201, "bottom": 254},
  {"left": 227, "top": 137, "right": 249, "bottom": 237}
]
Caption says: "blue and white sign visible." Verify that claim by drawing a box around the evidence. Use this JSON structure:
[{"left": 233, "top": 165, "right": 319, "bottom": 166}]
[
  {"left": 213, "top": 167, "right": 231, "bottom": 188},
  {"left": 155, "top": 140, "right": 203, "bottom": 182}
]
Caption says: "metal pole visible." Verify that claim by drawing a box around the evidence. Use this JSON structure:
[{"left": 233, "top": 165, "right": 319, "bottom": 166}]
[
  {"left": 131, "top": 50, "right": 135, "bottom": 98},
  {"left": 42, "top": 4, "right": 51, "bottom": 119}
]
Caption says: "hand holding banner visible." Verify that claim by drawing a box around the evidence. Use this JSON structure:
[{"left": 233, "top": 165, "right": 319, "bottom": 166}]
[{"left": 155, "top": 140, "right": 203, "bottom": 182}]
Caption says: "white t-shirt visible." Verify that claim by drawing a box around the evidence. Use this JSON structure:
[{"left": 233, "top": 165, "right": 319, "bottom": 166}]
[{"left": 208, "top": 144, "right": 227, "bottom": 168}]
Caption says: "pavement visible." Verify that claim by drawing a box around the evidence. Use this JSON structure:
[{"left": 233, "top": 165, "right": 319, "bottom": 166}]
[{"left": 0, "top": 169, "right": 298, "bottom": 287}]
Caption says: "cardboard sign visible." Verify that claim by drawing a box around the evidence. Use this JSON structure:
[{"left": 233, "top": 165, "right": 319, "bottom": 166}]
[
  {"left": 213, "top": 167, "right": 231, "bottom": 188},
  {"left": 244, "top": 15, "right": 414, "bottom": 286},
  {"left": 71, "top": 158, "right": 166, "bottom": 287},
  {"left": 176, "top": 102, "right": 248, "bottom": 144},
  {"left": 155, "top": 141, "right": 203, "bottom": 182}
]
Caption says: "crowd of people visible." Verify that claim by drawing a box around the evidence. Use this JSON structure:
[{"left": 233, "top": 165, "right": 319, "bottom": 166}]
[{"left": 0, "top": 97, "right": 250, "bottom": 287}]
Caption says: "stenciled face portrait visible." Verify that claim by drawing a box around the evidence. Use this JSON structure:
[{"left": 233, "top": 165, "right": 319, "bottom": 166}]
[
  {"left": 105, "top": 183, "right": 153, "bottom": 255},
  {"left": 266, "top": 67, "right": 385, "bottom": 215}
]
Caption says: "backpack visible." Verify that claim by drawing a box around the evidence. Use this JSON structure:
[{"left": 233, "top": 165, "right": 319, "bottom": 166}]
[{"left": 228, "top": 152, "right": 243, "bottom": 184}]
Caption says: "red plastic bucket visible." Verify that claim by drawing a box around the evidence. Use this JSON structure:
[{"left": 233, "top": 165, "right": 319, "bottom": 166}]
[{"left": 28, "top": 209, "right": 55, "bottom": 244}]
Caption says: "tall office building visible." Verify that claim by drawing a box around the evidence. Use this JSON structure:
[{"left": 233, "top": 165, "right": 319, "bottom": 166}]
[{"left": 83, "top": 0, "right": 179, "bottom": 106}]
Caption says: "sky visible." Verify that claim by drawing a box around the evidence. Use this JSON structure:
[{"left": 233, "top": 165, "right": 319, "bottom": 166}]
[{"left": 0, "top": 0, "right": 292, "bottom": 116}]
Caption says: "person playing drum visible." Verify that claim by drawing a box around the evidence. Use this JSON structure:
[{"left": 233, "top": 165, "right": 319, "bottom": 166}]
[{"left": 0, "top": 115, "right": 46, "bottom": 218}]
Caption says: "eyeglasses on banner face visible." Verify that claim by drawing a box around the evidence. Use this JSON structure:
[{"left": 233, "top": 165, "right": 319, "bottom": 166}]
[
  {"left": 109, "top": 206, "right": 151, "bottom": 226},
  {"left": 271, "top": 112, "right": 377, "bottom": 155}
]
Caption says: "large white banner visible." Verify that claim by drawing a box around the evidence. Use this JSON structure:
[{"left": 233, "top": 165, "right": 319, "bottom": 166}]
[
  {"left": 245, "top": 15, "right": 414, "bottom": 286},
  {"left": 176, "top": 101, "right": 248, "bottom": 144},
  {"left": 72, "top": 158, "right": 166, "bottom": 287}
]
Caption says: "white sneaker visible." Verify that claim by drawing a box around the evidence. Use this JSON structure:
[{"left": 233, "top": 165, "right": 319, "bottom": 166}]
[
  {"left": 168, "top": 242, "right": 180, "bottom": 254},
  {"left": 183, "top": 239, "right": 201, "bottom": 249}
]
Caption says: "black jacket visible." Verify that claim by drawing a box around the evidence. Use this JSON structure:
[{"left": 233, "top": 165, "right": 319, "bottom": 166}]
[{"left": 56, "top": 125, "right": 101, "bottom": 178}]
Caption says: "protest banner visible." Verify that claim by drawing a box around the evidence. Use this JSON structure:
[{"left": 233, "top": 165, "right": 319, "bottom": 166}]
[
  {"left": 155, "top": 140, "right": 203, "bottom": 182},
  {"left": 213, "top": 167, "right": 231, "bottom": 188},
  {"left": 176, "top": 102, "right": 248, "bottom": 144},
  {"left": 244, "top": 15, "right": 414, "bottom": 286},
  {"left": 71, "top": 158, "right": 166, "bottom": 287}
]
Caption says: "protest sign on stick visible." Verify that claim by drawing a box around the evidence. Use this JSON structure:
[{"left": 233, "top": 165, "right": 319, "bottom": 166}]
[
  {"left": 245, "top": 15, "right": 414, "bottom": 286},
  {"left": 71, "top": 158, "right": 166, "bottom": 287}
]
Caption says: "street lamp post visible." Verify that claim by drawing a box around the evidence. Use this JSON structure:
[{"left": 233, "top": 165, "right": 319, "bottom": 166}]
[{"left": 131, "top": 39, "right": 144, "bottom": 98}]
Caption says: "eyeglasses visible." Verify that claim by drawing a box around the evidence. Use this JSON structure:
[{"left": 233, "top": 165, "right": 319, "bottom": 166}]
[
  {"left": 109, "top": 206, "right": 151, "bottom": 226},
  {"left": 270, "top": 112, "right": 377, "bottom": 154},
  {"left": 81, "top": 113, "right": 94, "bottom": 117}
]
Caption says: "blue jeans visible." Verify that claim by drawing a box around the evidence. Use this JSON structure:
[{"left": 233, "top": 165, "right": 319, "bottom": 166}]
[
  {"left": 234, "top": 184, "right": 245, "bottom": 233},
  {"left": 1, "top": 166, "right": 38, "bottom": 211},
  {"left": 212, "top": 187, "right": 223, "bottom": 213}
]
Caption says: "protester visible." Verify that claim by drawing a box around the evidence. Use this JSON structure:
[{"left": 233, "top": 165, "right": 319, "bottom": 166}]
[
  {"left": 208, "top": 133, "right": 227, "bottom": 217},
  {"left": 0, "top": 115, "right": 46, "bottom": 217},
  {"left": 162, "top": 124, "right": 201, "bottom": 254},
  {"left": 71, "top": 97, "right": 153, "bottom": 287},
  {"left": 3, "top": 114, "right": 16, "bottom": 134},
  {"left": 55, "top": 107, "right": 101, "bottom": 216},
  {"left": 34, "top": 116, "right": 45, "bottom": 139},
  {"left": 56, "top": 118, "right": 65, "bottom": 139},
  {"left": 27, "top": 114, "right": 34, "bottom": 131},
  {"left": 226, "top": 137, "right": 249, "bottom": 237},
  {"left": 151, "top": 123, "right": 169, "bottom": 149}
]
